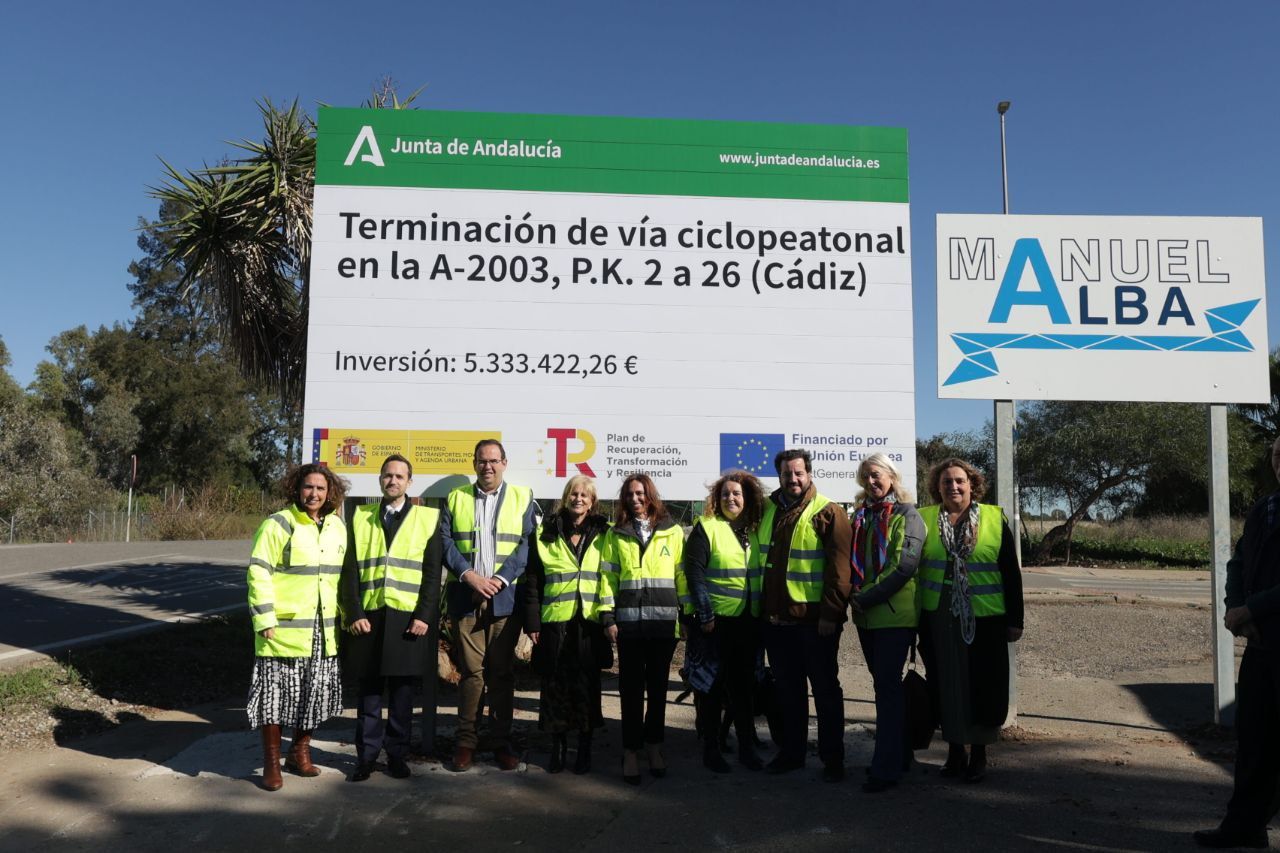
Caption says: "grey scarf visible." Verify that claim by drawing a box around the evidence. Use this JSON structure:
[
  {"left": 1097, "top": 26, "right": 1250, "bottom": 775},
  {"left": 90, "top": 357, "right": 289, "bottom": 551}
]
[{"left": 938, "top": 503, "right": 980, "bottom": 645}]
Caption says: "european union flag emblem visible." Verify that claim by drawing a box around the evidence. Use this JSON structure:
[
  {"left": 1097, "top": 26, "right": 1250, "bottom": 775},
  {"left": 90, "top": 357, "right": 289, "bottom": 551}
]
[{"left": 719, "top": 433, "right": 785, "bottom": 476}]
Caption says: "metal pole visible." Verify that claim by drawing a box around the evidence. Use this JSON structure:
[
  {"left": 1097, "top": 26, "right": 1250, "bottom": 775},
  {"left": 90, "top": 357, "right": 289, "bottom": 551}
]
[
  {"left": 1208, "top": 404, "right": 1236, "bottom": 725},
  {"left": 995, "top": 99, "right": 1019, "bottom": 725},
  {"left": 125, "top": 455, "right": 136, "bottom": 543}
]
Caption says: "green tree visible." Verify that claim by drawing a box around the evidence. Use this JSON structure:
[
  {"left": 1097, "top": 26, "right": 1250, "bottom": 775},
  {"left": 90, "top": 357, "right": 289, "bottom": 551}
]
[
  {"left": 1016, "top": 400, "right": 1257, "bottom": 562},
  {"left": 28, "top": 212, "right": 296, "bottom": 491},
  {"left": 0, "top": 397, "right": 104, "bottom": 540},
  {"left": 1231, "top": 346, "right": 1280, "bottom": 500},
  {"left": 0, "top": 338, "right": 23, "bottom": 410},
  {"left": 915, "top": 430, "right": 993, "bottom": 506}
]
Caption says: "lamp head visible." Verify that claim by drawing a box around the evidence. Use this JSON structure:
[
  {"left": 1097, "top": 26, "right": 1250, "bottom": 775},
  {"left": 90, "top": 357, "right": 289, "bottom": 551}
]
[{"left": 997, "top": 101, "right": 1011, "bottom": 115}]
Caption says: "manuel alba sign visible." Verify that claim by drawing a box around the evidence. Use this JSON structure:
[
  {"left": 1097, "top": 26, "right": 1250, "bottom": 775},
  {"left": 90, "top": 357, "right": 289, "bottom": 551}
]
[{"left": 936, "top": 214, "right": 1268, "bottom": 403}]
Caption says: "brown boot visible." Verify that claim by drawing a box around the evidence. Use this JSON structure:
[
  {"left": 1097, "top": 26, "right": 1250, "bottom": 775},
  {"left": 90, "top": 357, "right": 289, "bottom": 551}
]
[
  {"left": 285, "top": 729, "right": 320, "bottom": 777},
  {"left": 260, "top": 725, "right": 283, "bottom": 791}
]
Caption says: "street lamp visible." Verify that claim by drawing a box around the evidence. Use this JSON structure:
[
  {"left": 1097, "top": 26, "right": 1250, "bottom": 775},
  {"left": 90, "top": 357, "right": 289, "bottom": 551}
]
[{"left": 997, "top": 101, "right": 1011, "bottom": 215}]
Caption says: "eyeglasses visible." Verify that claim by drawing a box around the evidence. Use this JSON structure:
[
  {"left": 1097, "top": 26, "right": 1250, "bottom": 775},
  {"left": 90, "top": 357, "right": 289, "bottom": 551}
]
[{"left": 475, "top": 459, "right": 505, "bottom": 468}]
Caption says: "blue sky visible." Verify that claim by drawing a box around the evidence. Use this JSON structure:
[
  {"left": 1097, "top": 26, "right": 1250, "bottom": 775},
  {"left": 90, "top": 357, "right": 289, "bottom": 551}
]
[{"left": 2, "top": 1, "right": 1276, "bottom": 438}]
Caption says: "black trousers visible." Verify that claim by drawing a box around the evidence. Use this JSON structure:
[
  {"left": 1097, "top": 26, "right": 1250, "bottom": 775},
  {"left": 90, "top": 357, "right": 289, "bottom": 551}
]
[
  {"left": 703, "top": 615, "right": 761, "bottom": 750},
  {"left": 354, "top": 675, "right": 415, "bottom": 763},
  {"left": 617, "top": 637, "right": 677, "bottom": 750},
  {"left": 764, "top": 622, "right": 845, "bottom": 767},
  {"left": 1224, "top": 646, "right": 1280, "bottom": 832},
  {"left": 856, "top": 626, "right": 914, "bottom": 782}
]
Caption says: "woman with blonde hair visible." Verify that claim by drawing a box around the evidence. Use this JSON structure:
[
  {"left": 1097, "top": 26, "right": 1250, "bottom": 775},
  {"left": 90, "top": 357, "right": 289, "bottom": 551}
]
[
  {"left": 522, "top": 475, "right": 612, "bottom": 774},
  {"left": 684, "top": 469, "right": 767, "bottom": 772},
  {"left": 246, "top": 463, "right": 349, "bottom": 791},
  {"left": 848, "top": 453, "right": 925, "bottom": 792}
]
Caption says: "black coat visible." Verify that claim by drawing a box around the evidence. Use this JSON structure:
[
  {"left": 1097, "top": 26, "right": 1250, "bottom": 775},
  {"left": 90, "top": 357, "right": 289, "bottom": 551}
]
[
  {"left": 521, "top": 510, "right": 613, "bottom": 674},
  {"left": 340, "top": 505, "right": 444, "bottom": 679}
]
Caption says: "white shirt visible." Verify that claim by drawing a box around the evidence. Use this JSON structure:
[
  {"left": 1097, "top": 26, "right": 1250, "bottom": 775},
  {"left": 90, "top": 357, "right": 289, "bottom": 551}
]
[{"left": 471, "top": 482, "right": 503, "bottom": 582}]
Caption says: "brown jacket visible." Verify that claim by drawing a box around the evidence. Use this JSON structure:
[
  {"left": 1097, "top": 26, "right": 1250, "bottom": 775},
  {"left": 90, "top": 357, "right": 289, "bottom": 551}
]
[{"left": 761, "top": 484, "right": 853, "bottom": 623}]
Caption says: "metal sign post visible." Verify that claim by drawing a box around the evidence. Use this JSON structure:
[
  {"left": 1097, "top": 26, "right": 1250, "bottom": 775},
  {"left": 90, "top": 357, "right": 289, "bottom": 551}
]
[{"left": 1208, "top": 404, "right": 1236, "bottom": 725}]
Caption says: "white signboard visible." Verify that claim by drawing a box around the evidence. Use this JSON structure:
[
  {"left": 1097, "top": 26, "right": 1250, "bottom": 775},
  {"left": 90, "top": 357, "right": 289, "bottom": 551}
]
[
  {"left": 304, "top": 109, "right": 916, "bottom": 499},
  {"left": 936, "top": 214, "right": 1268, "bottom": 403}
]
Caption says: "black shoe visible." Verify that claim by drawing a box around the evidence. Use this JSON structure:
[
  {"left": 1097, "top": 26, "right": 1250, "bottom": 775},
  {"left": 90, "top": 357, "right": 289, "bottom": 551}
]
[
  {"left": 573, "top": 734, "right": 592, "bottom": 775},
  {"left": 548, "top": 735, "right": 567, "bottom": 774},
  {"left": 862, "top": 777, "right": 898, "bottom": 794},
  {"left": 738, "top": 748, "right": 764, "bottom": 771},
  {"left": 822, "top": 763, "right": 845, "bottom": 783},
  {"left": 940, "top": 743, "right": 967, "bottom": 778},
  {"left": 387, "top": 756, "right": 411, "bottom": 779},
  {"left": 704, "top": 745, "right": 731, "bottom": 773},
  {"left": 1192, "top": 827, "right": 1268, "bottom": 849},
  {"left": 964, "top": 745, "right": 987, "bottom": 783},
  {"left": 349, "top": 761, "right": 375, "bottom": 782},
  {"left": 765, "top": 755, "right": 805, "bottom": 775}
]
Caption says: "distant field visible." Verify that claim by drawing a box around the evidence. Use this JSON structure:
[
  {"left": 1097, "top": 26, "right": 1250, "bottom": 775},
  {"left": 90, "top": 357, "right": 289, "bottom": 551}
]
[{"left": 1025, "top": 515, "right": 1244, "bottom": 568}]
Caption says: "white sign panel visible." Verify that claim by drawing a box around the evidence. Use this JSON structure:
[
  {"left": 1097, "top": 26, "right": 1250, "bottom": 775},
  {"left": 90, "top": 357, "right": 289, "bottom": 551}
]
[
  {"left": 305, "top": 109, "right": 916, "bottom": 499},
  {"left": 936, "top": 214, "right": 1268, "bottom": 403}
]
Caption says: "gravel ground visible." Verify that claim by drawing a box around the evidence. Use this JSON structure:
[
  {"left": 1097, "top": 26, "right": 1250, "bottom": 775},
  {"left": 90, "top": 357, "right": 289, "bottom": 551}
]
[
  {"left": 0, "top": 599, "right": 1234, "bottom": 755},
  {"left": 1019, "top": 599, "right": 1219, "bottom": 680}
]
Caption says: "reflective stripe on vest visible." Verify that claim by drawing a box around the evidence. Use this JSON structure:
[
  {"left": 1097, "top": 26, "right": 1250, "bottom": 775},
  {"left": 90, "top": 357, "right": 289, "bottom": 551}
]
[
  {"left": 606, "top": 525, "right": 685, "bottom": 637},
  {"left": 754, "top": 495, "right": 831, "bottom": 604},
  {"left": 247, "top": 505, "right": 346, "bottom": 658},
  {"left": 447, "top": 484, "right": 532, "bottom": 574},
  {"left": 351, "top": 503, "right": 440, "bottom": 612},
  {"left": 537, "top": 524, "right": 610, "bottom": 623},
  {"left": 693, "top": 516, "right": 760, "bottom": 617},
  {"left": 918, "top": 504, "right": 1005, "bottom": 616}
]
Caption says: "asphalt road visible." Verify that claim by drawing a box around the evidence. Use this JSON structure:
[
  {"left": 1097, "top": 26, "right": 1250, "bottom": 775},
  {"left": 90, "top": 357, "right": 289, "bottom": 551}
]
[
  {"left": 0, "top": 538, "right": 1213, "bottom": 671},
  {"left": 1023, "top": 565, "right": 1211, "bottom": 605},
  {"left": 0, "top": 540, "right": 249, "bottom": 667}
]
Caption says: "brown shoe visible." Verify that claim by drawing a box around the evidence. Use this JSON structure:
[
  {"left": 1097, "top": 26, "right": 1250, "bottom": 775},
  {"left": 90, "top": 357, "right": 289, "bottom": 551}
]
[
  {"left": 285, "top": 729, "right": 321, "bottom": 777},
  {"left": 450, "top": 746, "right": 474, "bottom": 772},
  {"left": 494, "top": 747, "right": 520, "bottom": 771},
  {"left": 260, "top": 725, "right": 283, "bottom": 791}
]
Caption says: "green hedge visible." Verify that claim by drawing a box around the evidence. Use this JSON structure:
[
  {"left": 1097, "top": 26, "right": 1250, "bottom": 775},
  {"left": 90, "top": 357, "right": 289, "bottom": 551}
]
[{"left": 1045, "top": 536, "right": 1208, "bottom": 567}]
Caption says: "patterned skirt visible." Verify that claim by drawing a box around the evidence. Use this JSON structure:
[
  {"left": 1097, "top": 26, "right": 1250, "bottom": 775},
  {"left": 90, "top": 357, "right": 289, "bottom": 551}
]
[{"left": 247, "top": 618, "right": 342, "bottom": 730}]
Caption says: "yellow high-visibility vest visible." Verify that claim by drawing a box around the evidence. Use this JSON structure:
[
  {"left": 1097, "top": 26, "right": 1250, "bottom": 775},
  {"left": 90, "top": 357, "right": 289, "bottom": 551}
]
[{"left": 247, "top": 504, "right": 346, "bottom": 657}]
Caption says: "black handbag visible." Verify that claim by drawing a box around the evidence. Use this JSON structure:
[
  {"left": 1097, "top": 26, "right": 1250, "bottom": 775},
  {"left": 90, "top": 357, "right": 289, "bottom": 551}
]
[{"left": 903, "top": 640, "right": 935, "bottom": 751}]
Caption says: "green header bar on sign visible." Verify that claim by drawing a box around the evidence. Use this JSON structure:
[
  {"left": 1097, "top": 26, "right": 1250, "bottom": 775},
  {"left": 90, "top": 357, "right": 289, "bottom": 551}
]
[{"left": 316, "top": 108, "right": 908, "bottom": 203}]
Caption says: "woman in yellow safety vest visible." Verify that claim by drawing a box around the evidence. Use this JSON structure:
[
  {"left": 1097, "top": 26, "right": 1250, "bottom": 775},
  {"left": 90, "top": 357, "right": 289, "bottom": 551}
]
[
  {"left": 918, "top": 457, "right": 1024, "bottom": 783},
  {"left": 684, "top": 470, "right": 766, "bottom": 773},
  {"left": 601, "top": 473, "right": 686, "bottom": 784},
  {"left": 849, "top": 453, "right": 925, "bottom": 793},
  {"left": 245, "top": 463, "right": 349, "bottom": 791},
  {"left": 522, "top": 475, "right": 613, "bottom": 775}
]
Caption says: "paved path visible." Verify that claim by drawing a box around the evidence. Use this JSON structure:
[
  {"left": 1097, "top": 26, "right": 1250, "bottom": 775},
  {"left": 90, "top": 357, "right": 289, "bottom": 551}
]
[
  {"left": 0, "top": 541, "right": 248, "bottom": 667},
  {"left": 1024, "top": 565, "right": 1211, "bottom": 604}
]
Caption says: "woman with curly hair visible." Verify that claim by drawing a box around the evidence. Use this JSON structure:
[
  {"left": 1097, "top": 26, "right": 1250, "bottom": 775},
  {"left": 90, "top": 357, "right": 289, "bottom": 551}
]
[
  {"left": 246, "top": 463, "right": 349, "bottom": 791},
  {"left": 684, "top": 469, "right": 767, "bottom": 773},
  {"left": 918, "top": 458, "right": 1024, "bottom": 784}
]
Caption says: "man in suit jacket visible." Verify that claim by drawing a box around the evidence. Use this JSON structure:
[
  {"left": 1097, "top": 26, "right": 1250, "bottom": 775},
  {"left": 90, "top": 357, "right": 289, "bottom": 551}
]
[{"left": 342, "top": 454, "right": 443, "bottom": 781}]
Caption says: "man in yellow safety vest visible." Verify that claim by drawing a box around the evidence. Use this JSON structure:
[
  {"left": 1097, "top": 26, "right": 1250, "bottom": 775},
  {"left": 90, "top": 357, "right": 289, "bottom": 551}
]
[
  {"left": 341, "top": 454, "right": 442, "bottom": 782},
  {"left": 441, "top": 439, "right": 538, "bottom": 771},
  {"left": 755, "top": 448, "right": 853, "bottom": 782}
]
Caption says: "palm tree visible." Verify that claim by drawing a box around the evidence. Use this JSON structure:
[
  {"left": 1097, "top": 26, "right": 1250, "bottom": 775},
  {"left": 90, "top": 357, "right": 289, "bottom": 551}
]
[{"left": 151, "top": 82, "right": 423, "bottom": 408}]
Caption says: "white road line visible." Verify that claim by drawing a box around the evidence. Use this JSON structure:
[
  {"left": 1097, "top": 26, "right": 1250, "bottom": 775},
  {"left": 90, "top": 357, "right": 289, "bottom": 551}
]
[
  {"left": 0, "top": 554, "right": 189, "bottom": 580},
  {"left": 0, "top": 603, "right": 244, "bottom": 662}
]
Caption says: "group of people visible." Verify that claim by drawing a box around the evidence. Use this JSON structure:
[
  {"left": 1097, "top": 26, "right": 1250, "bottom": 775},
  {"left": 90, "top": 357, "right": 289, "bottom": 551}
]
[{"left": 243, "top": 440, "right": 1024, "bottom": 794}]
